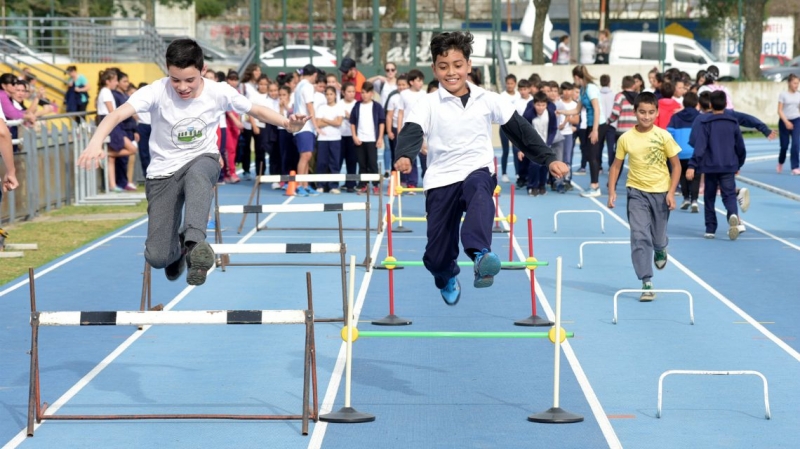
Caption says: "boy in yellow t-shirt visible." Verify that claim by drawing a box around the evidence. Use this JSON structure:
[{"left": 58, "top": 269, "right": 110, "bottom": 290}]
[{"left": 607, "top": 92, "right": 681, "bottom": 302}]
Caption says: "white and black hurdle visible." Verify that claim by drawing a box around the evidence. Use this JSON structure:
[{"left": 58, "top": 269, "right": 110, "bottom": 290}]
[
  {"left": 232, "top": 173, "right": 384, "bottom": 234},
  {"left": 27, "top": 269, "right": 320, "bottom": 437}
]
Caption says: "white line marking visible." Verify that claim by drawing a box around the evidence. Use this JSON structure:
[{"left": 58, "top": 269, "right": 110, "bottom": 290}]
[
  {"left": 2, "top": 197, "right": 294, "bottom": 448},
  {"left": 699, "top": 201, "right": 800, "bottom": 252}
]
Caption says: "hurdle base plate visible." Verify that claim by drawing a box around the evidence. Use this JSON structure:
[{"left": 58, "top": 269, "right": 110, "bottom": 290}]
[
  {"left": 392, "top": 226, "right": 413, "bottom": 233},
  {"left": 319, "top": 407, "right": 375, "bottom": 423},
  {"left": 374, "top": 265, "right": 404, "bottom": 270},
  {"left": 514, "top": 315, "right": 554, "bottom": 327},
  {"left": 492, "top": 228, "right": 509, "bottom": 234},
  {"left": 371, "top": 314, "right": 412, "bottom": 326},
  {"left": 501, "top": 265, "right": 526, "bottom": 271},
  {"left": 528, "top": 407, "right": 584, "bottom": 423}
]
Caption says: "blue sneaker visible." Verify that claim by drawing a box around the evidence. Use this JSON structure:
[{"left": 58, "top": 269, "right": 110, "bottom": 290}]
[
  {"left": 295, "top": 186, "right": 309, "bottom": 197},
  {"left": 440, "top": 277, "right": 461, "bottom": 306},
  {"left": 473, "top": 248, "right": 501, "bottom": 288},
  {"left": 207, "top": 219, "right": 216, "bottom": 231}
]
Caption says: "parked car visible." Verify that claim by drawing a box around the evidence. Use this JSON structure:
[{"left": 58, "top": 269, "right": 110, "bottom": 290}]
[
  {"left": 470, "top": 31, "right": 554, "bottom": 66},
  {"left": 161, "top": 35, "right": 241, "bottom": 71},
  {"left": 259, "top": 45, "right": 337, "bottom": 68},
  {"left": 608, "top": 31, "right": 739, "bottom": 80},
  {"left": 0, "top": 34, "right": 71, "bottom": 65},
  {"left": 732, "top": 54, "right": 790, "bottom": 69},
  {"left": 762, "top": 56, "right": 800, "bottom": 82}
]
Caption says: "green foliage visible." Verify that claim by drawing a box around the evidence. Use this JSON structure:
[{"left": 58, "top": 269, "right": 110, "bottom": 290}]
[
  {"left": 195, "top": 0, "right": 226, "bottom": 19},
  {"left": 5, "top": 0, "right": 113, "bottom": 17},
  {"left": 696, "top": 0, "right": 739, "bottom": 40}
]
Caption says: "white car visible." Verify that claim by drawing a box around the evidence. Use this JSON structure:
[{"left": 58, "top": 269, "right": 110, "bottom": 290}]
[
  {"left": 259, "top": 45, "right": 337, "bottom": 68},
  {"left": 0, "top": 34, "right": 71, "bottom": 65}
]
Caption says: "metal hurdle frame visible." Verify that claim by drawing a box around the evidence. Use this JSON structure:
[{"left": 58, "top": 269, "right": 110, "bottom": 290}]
[
  {"left": 553, "top": 210, "right": 605, "bottom": 234},
  {"left": 612, "top": 289, "right": 694, "bottom": 325},
  {"left": 26, "top": 269, "right": 319, "bottom": 437},
  {"left": 577, "top": 241, "right": 629, "bottom": 268},
  {"left": 657, "top": 370, "right": 770, "bottom": 419},
  {"left": 235, "top": 173, "right": 384, "bottom": 233}
]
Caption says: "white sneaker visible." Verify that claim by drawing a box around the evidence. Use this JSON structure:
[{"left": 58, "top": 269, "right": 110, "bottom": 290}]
[
  {"left": 316, "top": 187, "right": 324, "bottom": 193},
  {"left": 737, "top": 187, "right": 750, "bottom": 213},
  {"left": 580, "top": 187, "right": 601, "bottom": 198},
  {"left": 271, "top": 182, "right": 281, "bottom": 190},
  {"left": 728, "top": 215, "right": 740, "bottom": 241},
  {"left": 737, "top": 224, "right": 746, "bottom": 233},
  {"left": 501, "top": 174, "right": 510, "bottom": 183},
  {"left": 330, "top": 188, "right": 341, "bottom": 194}
]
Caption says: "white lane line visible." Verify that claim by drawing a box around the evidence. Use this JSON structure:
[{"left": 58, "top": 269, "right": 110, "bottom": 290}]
[
  {"left": 506, "top": 216, "right": 621, "bottom": 449},
  {"left": 0, "top": 219, "right": 148, "bottom": 299},
  {"left": 307, "top": 196, "right": 393, "bottom": 449},
  {"left": 2, "top": 197, "right": 294, "bottom": 449},
  {"left": 572, "top": 185, "right": 800, "bottom": 364}
]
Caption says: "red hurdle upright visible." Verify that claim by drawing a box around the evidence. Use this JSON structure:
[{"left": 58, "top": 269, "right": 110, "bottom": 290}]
[
  {"left": 372, "top": 204, "right": 412, "bottom": 326},
  {"left": 493, "top": 157, "right": 507, "bottom": 234},
  {"left": 502, "top": 185, "right": 525, "bottom": 271},
  {"left": 515, "top": 218, "right": 554, "bottom": 327}
]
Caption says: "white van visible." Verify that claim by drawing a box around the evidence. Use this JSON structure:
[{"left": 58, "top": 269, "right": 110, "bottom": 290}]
[
  {"left": 608, "top": 31, "right": 739, "bottom": 80},
  {"left": 470, "top": 31, "right": 554, "bottom": 67}
]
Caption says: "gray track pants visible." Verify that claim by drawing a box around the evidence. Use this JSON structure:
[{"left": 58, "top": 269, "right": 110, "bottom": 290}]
[
  {"left": 626, "top": 187, "right": 669, "bottom": 282},
  {"left": 144, "top": 153, "right": 220, "bottom": 268}
]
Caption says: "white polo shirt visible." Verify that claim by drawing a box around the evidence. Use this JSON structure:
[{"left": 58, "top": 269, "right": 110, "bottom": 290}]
[
  {"left": 126, "top": 77, "right": 252, "bottom": 178},
  {"left": 293, "top": 78, "right": 316, "bottom": 134},
  {"left": 405, "top": 82, "right": 515, "bottom": 191}
]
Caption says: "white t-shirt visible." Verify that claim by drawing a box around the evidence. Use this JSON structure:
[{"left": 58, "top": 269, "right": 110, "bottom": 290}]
[
  {"left": 779, "top": 90, "right": 800, "bottom": 121},
  {"left": 293, "top": 79, "right": 316, "bottom": 134},
  {"left": 126, "top": 77, "right": 252, "bottom": 178},
  {"left": 579, "top": 41, "right": 596, "bottom": 64},
  {"left": 405, "top": 83, "right": 515, "bottom": 190},
  {"left": 386, "top": 92, "right": 404, "bottom": 129},
  {"left": 339, "top": 99, "right": 356, "bottom": 137},
  {"left": 96, "top": 87, "right": 115, "bottom": 115},
  {"left": 532, "top": 111, "right": 549, "bottom": 142},
  {"left": 379, "top": 79, "right": 397, "bottom": 103},
  {"left": 316, "top": 102, "right": 345, "bottom": 141},
  {"left": 500, "top": 90, "right": 521, "bottom": 106},
  {"left": 137, "top": 111, "right": 151, "bottom": 125},
  {"left": 314, "top": 91, "right": 326, "bottom": 110},
  {"left": 356, "top": 102, "right": 376, "bottom": 142},
  {"left": 559, "top": 100, "right": 576, "bottom": 135},
  {"left": 515, "top": 96, "right": 532, "bottom": 116},
  {"left": 400, "top": 89, "right": 426, "bottom": 118}
]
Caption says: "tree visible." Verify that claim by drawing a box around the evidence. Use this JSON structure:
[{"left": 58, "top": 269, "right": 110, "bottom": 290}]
[
  {"left": 531, "top": 0, "right": 550, "bottom": 65},
  {"left": 697, "top": 0, "right": 768, "bottom": 81},
  {"left": 379, "top": 0, "right": 404, "bottom": 66}
]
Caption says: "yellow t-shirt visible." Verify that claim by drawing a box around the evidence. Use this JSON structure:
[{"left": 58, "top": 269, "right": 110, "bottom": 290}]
[{"left": 615, "top": 126, "right": 681, "bottom": 193}]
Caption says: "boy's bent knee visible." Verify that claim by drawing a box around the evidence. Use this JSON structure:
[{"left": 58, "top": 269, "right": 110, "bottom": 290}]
[{"left": 145, "top": 247, "right": 173, "bottom": 269}]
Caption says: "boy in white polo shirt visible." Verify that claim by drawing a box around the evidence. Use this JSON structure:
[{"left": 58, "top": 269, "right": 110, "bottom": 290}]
[
  {"left": 394, "top": 31, "right": 569, "bottom": 305},
  {"left": 78, "top": 39, "right": 306, "bottom": 286}
]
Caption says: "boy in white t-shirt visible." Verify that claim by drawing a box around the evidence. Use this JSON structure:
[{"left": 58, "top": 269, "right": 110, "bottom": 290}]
[
  {"left": 397, "top": 69, "right": 426, "bottom": 188},
  {"left": 394, "top": 32, "right": 569, "bottom": 306},
  {"left": 338, "top": 83, "right": 359, "bottom": 192},
  {"left": 512, "top": 79, "right": 532, "bottom": 189},
  {"left": 78, "top": 39, "right": 306, "bottom": 286},
  {"left": 315, "top": 85, "right": 345, "bottom": 193}
]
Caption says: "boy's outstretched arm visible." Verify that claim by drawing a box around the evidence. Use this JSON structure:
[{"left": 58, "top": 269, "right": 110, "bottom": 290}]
[
  {"left": 249, "top": 104, "right": 308, "bottom": 133},
  {"left": 77, "top": 103, "right": 136, "bottom": 169},
  {"left": 501, "top": 111, "right": 569, "bottom": 178},
  {"left": 393, "top": 122, "right": 423, "bottom": 174}
]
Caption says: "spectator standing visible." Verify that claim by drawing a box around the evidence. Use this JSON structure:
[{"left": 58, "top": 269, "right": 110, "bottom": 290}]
[
  {"left": 556, "top": 36, "right": 571, "bottom": 65},
  {"left": 776, "top": 74, "right": 800, "bottom": 174},
  {"left": 339, "top": 57, "right": 366, "bottom": 101},
  {"left": 595, "top": 30, "right": 610, "bottom": 64},
  {"left": 579, "top": 35, "right": 596, "bottom": 65},
  {"left": 498, "top": 74, "right": 521, "bottom": 183}
]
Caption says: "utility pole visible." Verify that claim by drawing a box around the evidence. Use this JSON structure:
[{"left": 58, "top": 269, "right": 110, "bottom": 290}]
[{"left": 569, "top": 0, "right": 579, "bottom": 64}]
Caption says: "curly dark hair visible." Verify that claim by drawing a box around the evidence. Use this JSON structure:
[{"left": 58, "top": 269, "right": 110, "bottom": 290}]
[{"left": 430, "top": 31, "right": 473, "bottom": 62}]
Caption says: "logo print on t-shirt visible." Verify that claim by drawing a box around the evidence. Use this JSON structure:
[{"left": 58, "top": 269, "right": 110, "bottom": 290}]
[{"left": 171, "top": 117, "right": 207, "bottom": 150}]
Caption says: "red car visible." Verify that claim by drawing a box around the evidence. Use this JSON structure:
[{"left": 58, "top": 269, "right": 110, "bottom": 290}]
[{"left": 732, "top": 54, "right": 791, "bottom": 69}]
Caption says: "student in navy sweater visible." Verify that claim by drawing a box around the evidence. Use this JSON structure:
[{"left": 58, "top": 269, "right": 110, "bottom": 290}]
[
  {"left": 666, "top": 92, "right": 700, "bottom": 212},
  {"left": 393, "top": 31, "right": 568, "bottom": 306},
  {"left": 686, "top": 91, "right": 746, "bottom": 241}
]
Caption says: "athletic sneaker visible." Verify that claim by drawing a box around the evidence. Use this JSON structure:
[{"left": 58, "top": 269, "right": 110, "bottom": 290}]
[
  {"left": 473, "top": 248, "right": 501, "bottom": 288},
  {"left": 792, "top": 168, "right": 800, "bottom": 175},
  {"left": 691, "top": 202, "right": 699, "bottom": 213},
  {"left": 680, "top": 200, "right": 690, "bottom": 210},
  {"left": 580, "top": 187, "right": 601, "bottom": 198},
  {"left": 737, "top": 187, "right": 750, "bottom": 213},
  {"left": 186, "top": 241, "right": 215, "bottom": 286},
  {"left": 654, "top": 248, "right": 668, "bottom": 270},
  {"left": 165, "top": 234, "right": 186, "bottom": 282},
  {"left": 528, "top": 188, "right": 537, "bottom": 196},
  {"left": 241, "top": 172, "right": 252, "bottom": 181},
  {"left": 372, "top": 186, "right": 380, "bottom": 195},
  {"left": 704, "top": 233, "right": 715, "bottom": 239},
  {"left": 440, "top": 277, "right": 461, "bottom": 306},
  {"left": 728, "top": 214, "right": 740, "bottom": 241},
  {"left": 207, "top": 219, "right": 216, "bottom": 231},
  {"left": 576, "top": 168, "right": 586, "bottom": 175},
  {"left": 271, "top": 182, "right": 281, "bottom": 190},
  {"left": 295, "top": 186, "right": 309, "bottom": 197},
  {"left": 538, "top": 187, "right": 547, "bottom": 196},
  {"left": 501, "top": 174, "right": 510, "bottom": 183},
  {"left": 640, "top": 282, "right": 656, "bottom": 302},
  {"left": 330, "top": 188, "right": 341, "bottom": 194}
]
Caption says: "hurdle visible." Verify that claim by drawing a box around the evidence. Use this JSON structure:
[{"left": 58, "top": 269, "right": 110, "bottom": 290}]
[
  {"left": 235, "top": 173, "right": 384, "bottom": 233},
  {"left": 613, "top": 289, "right": 694, "bottom": 325},
  {"left": 323, "top": 256, "right": 581, "bottom": 423},
  {"left": 372, "top": 204, "right": 412, "bottom": 325},
  {"left": 501, "top": 186, "right": 523, "bottom": 271},
  {"left": 25, "top": 268, "right": 319, "bottom": 436},
  {"left": 515, "top": 218, "right": 553, "bottom": 327},
  {"left": 492, "top": 157, "right": 508, "bottom": 234},
  {"left": 577, "top": 240, "right": 628, "bottom": 268},
  {"left": 553, "top": 210, "right": 605, "bottom": 233},
  {"left": 657, "top": 370, "right": 770, "bottom": 419}
]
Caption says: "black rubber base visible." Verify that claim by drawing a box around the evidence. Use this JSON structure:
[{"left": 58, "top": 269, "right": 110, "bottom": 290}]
[
  {"left": 492, "top": 227, "right": 509, "bottom": 234},
  {"left": 319, "top": 407, "right": 376, "bottom": 423},
  {"left": 501, "top": 265, "right": 527, "bottom": 271},
  {"left": 528, "top": 407, "right": 584, "bottom": 423},
  {"left": 371, "top": 314, "right": 412, "bottom": 326},
  {"left": 514, "top": 315, "right": 554, "bottom": 327},
  {"left": 392, "top": 226, "right": 413, "bottom": 233},
  {"left": 374, "top": 265, "right": 404, "bottom": 270}
]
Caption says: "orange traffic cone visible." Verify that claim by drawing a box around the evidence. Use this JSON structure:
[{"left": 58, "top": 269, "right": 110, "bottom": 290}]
[{"left": 284, "top": 170, "right": 297, "bottom": 196}]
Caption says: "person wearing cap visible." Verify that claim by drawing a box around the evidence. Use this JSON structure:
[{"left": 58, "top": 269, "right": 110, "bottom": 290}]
[{"left": 339, "top": 57, "right": 366, "bottom": 102}]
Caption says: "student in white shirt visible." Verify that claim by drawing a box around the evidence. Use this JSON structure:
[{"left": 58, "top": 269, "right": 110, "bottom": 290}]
[
  {"left": 397, "top": 69, "right": 426, "bottom": 188},
  {"left": 558, "top": 81, "right": 579, "bottom": 187},
  {"left": 499, "top": 74, "right": 520, "bottom": 183},
  {"left": 96, "top": 69, "right": 138, "bottom": 192},
  {"left": 385, "top": 74, "right": 408, "bottom": 176},
  {"left": 338, "top": 82, "right": 358, "bottom": 192},
  {"left": 393, "top": 31, "right": 569, "bottom": 306},
  {"left": 315, "top": 86, "right": 345, "bottom": 194},
  {"left": 512, "top": 79, "right": 533, "bottom": 188},
  {"left": 292, "top": 64, "right": 320, "bottom": 196},
  {"left": 78, "top": 39, "right": 307, "bottom": 287}
]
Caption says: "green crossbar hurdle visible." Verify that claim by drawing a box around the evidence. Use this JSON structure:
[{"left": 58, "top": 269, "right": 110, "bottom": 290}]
[
  {"left": 351, "top": 330, "right": 573, "bottom": 339},
  {"left": 380, "top": 257, "right": 548, "bottom": 269},
  {"left": 529, "top": 257, "right": 584, "bottom": 424}
]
